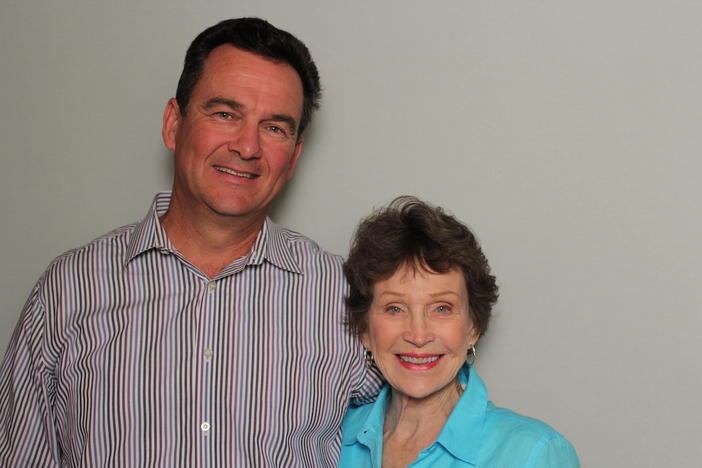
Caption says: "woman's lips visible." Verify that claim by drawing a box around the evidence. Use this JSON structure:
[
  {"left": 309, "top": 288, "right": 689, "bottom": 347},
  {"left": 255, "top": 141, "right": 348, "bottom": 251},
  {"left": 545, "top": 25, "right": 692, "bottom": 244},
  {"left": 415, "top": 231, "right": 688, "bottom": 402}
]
[{"left": 395, "top": 353, "right": 443, "bottom": 370}]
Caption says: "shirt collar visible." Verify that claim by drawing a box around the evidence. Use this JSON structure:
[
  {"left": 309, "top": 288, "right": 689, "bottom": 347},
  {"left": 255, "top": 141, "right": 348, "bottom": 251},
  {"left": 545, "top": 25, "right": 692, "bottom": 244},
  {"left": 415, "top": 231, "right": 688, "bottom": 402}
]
[
  {"left": 341, "top": 364, "right": 488, "bottom": 465},
  {"left": 236, "top": 217, "right": 302, "bottom": 274},
  {"left": 434, "top": 363, "right": 489, "bottom": 464},
  {"left": 341, "top": 384, "right": 391, "bottom": 448},
  {"left": 125, "top": 191, "right": 303, "bottom": 275},
  {"left": 124, "top": 192, "right": 173, "bottom": 264}
]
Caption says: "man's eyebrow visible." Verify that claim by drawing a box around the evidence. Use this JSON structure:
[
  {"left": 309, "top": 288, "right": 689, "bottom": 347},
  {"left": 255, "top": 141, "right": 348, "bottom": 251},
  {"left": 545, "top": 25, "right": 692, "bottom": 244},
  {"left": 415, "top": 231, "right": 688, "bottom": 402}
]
[{"left": 202, "top": 97, "right": 243, "bottom": 110}]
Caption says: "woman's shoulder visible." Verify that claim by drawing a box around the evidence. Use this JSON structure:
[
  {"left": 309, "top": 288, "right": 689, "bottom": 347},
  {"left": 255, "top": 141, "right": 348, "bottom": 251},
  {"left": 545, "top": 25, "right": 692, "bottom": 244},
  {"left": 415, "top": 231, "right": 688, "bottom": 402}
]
[
  {"left": 485, "top": 402, "right": 561, "bottom": 439},
  {"left": 481, "top": 403, "right": 580, "bottom": 467}
]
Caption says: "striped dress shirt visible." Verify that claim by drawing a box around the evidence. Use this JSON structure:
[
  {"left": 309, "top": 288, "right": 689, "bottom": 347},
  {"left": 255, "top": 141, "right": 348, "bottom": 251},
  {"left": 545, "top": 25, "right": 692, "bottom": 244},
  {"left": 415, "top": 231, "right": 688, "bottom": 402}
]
[{"left": 0, "top": 192, "right": 381, "bottom": 467}]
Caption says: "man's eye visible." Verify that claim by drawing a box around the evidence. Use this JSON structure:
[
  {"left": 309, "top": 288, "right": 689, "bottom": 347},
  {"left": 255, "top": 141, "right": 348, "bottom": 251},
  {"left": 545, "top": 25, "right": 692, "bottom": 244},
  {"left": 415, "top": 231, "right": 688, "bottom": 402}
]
[
  {"left": 267, "top": 125, "right": 286, "bottom": 135},
  {"left": 215, "top": 112, "right": 232, "bottom": 119}
]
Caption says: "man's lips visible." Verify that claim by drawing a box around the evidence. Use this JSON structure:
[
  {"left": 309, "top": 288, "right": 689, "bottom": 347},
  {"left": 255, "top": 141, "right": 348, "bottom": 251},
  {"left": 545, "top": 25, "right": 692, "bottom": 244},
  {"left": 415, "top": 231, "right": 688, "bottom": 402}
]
[
  {"left": 213, "top": 165, "right": 258, "bottom": 179},
  {"left": 395, "top": 353, "right": 443, "bottom": 370}
]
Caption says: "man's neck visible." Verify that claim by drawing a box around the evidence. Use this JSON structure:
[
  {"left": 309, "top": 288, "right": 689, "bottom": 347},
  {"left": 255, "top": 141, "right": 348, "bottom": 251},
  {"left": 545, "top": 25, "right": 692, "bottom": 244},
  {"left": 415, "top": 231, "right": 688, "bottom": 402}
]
[{"left": 160, "top": 197, "right": 266, "bottom": 279}]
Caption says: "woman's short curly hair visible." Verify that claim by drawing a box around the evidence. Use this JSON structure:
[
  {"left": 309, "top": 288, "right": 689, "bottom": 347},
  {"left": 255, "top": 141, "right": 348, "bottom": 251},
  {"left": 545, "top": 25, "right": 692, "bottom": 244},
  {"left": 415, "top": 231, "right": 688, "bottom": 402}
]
[{"left": 344, "top": 196, "right": 498, "bottom": 339}]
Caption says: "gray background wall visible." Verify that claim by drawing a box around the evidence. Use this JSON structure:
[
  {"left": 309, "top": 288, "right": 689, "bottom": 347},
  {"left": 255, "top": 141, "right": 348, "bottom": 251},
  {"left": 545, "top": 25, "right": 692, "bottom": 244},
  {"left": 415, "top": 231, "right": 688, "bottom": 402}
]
[{"left": 1, "top": 1, "right": 700, "bottom": 466}]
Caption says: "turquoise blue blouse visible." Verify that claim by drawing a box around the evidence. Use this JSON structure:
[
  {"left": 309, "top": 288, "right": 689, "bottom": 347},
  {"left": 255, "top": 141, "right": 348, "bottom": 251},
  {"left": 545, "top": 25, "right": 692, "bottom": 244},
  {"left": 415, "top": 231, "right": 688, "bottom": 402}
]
[{"left": 339, "top": 364, "right": 579, "bottom": 467}]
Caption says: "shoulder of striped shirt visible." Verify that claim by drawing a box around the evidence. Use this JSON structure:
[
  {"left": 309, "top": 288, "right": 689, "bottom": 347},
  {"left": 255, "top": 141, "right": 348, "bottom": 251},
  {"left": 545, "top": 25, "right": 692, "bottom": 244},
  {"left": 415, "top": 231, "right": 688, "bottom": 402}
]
[
  {"left": 275, "top": 225, "right": 345, "bottom": 264},
  {"left": 41, "top": 221, "right": 140, "bottom": 271},
  {"left": 41, "top": 221, "right": 346, "bottom": 274}
]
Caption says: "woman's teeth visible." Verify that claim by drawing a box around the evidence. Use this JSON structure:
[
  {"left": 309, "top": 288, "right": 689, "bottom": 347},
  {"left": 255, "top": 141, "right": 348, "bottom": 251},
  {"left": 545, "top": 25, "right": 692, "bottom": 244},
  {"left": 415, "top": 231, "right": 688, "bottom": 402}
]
[{"left": 398, "top": 355, "right": 440, "bottom": 364}]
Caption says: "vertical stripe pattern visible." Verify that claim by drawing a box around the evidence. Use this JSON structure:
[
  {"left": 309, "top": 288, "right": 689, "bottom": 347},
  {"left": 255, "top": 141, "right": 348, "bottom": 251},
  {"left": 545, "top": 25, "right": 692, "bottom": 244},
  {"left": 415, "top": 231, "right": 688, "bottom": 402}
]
[{"left": 0, "top": 192, "right": 381, "bottom": 467}]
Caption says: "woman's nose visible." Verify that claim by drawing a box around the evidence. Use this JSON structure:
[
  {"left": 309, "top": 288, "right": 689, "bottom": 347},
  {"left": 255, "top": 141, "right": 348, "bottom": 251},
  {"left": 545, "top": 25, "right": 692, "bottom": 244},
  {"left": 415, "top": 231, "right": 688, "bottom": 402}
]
[{"left": 402, "top": 316, "right": 435, "bottom": 347}]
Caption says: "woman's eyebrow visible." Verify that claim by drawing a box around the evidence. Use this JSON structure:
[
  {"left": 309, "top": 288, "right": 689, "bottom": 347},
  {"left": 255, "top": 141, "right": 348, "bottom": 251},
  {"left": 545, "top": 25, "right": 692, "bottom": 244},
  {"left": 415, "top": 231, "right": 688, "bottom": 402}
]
[{"left": 429, "top": 291, "right": 460, "bottom": 298}]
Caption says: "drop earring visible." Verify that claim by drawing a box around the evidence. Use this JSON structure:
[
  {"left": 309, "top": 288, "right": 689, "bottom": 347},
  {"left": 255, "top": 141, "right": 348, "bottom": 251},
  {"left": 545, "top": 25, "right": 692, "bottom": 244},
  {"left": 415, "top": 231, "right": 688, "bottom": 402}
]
[{"left": 466, "top": 346, "right": 476, "bottom": 366}]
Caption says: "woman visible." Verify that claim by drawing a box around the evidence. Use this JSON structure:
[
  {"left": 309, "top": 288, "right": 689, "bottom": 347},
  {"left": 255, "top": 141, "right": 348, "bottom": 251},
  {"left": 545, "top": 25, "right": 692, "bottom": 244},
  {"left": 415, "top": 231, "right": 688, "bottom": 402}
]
[{"left": 339, "top": 197, "right": 579, "bottom": 467}]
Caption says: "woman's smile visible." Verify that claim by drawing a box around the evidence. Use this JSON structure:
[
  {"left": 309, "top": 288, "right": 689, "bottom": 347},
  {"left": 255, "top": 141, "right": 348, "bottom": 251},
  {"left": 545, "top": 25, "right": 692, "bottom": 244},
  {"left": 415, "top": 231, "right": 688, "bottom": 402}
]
[{"left": 396, "top": 353, "right": 443, "bottom": 370}]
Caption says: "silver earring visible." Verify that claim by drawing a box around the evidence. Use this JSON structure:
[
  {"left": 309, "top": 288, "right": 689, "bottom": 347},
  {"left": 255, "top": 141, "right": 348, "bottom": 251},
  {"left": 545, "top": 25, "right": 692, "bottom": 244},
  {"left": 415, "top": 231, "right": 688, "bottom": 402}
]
[
  {"left": 364, "top": 349, "right": 374, "bottom": 369},
  {"left": 466, "top": 346, "right": 476, "bottom": 366}
]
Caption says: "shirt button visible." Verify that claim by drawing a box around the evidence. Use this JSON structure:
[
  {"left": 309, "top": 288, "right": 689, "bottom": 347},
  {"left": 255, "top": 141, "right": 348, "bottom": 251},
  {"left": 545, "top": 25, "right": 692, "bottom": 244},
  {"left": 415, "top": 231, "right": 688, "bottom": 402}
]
[
  {"left": 203, "top": 348, "right": 213, "bottom": 358},
  {"left": 201, "top": 422, "right": 210, "bottom": 432},
  {"left": 207, "top": 281, "right": 216, "bottom": 291},
  {"left": 159, "top": 248, "right": 170, "bottom": 255}
]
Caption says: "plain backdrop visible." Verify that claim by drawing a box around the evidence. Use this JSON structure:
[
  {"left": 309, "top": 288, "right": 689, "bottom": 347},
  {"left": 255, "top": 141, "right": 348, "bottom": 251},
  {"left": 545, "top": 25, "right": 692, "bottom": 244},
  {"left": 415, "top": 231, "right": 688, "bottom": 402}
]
[{"left": 1, "top": 1, "right": 700, "bottom": 466}]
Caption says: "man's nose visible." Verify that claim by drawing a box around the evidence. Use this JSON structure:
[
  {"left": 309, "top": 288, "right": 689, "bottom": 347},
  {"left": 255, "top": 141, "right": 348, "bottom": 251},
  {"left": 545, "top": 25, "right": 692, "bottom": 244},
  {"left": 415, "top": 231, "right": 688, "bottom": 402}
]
[
  {"left": 228, "top": 122, "right": 261, "bottom": 159},
  {"left": 403, "top": 315, "right": 435, "bottom": 347}
]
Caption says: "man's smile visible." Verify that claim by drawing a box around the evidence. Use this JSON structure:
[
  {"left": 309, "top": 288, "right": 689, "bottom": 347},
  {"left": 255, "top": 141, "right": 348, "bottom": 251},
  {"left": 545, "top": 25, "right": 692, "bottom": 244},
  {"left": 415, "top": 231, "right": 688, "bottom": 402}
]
[{"left": 213, "top": 165, "right": 258, "bottom": 179}]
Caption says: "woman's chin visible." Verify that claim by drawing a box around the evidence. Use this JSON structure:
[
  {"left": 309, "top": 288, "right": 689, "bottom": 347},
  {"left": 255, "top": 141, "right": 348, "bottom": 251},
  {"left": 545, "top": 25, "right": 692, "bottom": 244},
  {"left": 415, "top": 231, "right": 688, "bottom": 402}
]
[{"left": 390, "top": 378, "right": 459, "bottom": 403}]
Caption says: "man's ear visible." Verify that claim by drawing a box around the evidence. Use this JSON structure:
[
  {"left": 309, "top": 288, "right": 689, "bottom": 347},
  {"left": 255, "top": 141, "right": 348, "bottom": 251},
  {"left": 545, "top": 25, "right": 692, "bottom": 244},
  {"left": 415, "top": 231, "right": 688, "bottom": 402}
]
[
  {"left": 285, "top": 136, "right": 304, "bottom": 181},
  {"left": 162, "top": 98, "right": 181, "bottom": 151}
]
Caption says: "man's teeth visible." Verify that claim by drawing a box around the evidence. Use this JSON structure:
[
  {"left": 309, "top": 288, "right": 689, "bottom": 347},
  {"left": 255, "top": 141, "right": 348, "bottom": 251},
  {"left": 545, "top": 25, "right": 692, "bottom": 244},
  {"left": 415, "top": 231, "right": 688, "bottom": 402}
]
[
  {"left": 214, "top": 166, "right": 256, "bottom": 179},
  {"left": 398, "top": 355, "right": 441, "bottom": 364}
]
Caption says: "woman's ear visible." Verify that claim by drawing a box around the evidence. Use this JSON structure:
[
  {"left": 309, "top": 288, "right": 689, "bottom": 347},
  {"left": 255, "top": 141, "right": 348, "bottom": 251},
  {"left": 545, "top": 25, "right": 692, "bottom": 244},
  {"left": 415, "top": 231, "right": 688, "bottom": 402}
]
[
  {"left": 360, "top": 331, "right": 372, "bottom": 352},
  {"left": 468, "top": 326, "right": 480, "bottom": 349}
]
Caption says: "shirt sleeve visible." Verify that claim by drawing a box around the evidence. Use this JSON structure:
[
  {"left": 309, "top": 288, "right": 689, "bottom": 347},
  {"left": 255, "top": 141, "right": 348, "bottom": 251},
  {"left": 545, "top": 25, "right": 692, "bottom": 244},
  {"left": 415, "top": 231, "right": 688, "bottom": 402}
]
[
  {"left": 526, "top": 431, "right": 580, "bottom": 468},
  {"left": 0, "top": 282, "right": 59, "bottom": 467}
]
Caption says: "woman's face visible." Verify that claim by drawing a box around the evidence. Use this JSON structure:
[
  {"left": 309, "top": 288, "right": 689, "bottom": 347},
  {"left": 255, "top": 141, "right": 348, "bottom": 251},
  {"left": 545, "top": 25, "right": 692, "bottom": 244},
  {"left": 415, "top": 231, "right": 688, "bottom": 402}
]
[{"left": 362, "top": 264, "right": 477, "bottom": 401}]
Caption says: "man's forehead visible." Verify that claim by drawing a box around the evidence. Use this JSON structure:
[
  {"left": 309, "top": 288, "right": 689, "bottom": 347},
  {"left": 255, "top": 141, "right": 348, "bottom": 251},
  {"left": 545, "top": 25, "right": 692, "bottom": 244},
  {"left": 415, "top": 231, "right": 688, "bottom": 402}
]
[
  {"left": 195, "top": 45, "right": 304, "bottom": 113},
  {"left": 201, "top": 45, "right": 302, "bottom": 87}
]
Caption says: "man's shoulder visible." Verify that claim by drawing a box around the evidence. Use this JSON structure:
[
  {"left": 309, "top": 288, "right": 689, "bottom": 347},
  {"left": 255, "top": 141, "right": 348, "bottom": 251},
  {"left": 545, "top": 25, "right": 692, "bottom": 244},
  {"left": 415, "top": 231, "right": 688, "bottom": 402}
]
[
  {"left": 271, "top": 223, "right": 344, "bottom": 266},
  {"left": 43, "top": 221, "right": 140, "bottom": 275}
]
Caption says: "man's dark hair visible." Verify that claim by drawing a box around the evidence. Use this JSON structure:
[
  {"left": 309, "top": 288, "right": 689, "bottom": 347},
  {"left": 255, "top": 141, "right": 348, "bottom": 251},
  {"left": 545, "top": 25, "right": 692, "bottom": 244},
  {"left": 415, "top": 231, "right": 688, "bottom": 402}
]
[
  {"left": 344, "top": 196, "right": 499, "bottom": 339},
  {"left": 176, "top": 17, "right": 321, "bottom": 137}
]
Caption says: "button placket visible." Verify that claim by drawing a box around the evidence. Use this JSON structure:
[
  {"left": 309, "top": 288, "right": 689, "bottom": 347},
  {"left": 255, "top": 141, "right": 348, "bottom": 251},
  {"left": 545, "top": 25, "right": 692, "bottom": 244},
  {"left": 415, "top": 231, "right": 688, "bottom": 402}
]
[{"left": 199, "top": 278, "right": 216, "bottom": 458}]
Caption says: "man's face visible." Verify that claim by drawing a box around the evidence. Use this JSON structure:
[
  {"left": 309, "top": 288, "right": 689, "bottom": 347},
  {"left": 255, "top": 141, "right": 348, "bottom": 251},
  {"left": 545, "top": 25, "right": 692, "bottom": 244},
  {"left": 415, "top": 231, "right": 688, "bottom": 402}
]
[{"left": 162, "top": 45, "right": 305, "bottom": 222}]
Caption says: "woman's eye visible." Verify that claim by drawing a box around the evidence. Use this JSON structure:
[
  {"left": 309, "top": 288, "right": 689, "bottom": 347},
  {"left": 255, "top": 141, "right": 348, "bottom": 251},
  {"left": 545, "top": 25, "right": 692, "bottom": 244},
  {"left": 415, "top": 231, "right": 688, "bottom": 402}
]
[
  {"left": 436, "top": 305, "right": 452, "bottom": 314},
  {"left": 386, "top": 306, "right": 403, "bottom": 314}
]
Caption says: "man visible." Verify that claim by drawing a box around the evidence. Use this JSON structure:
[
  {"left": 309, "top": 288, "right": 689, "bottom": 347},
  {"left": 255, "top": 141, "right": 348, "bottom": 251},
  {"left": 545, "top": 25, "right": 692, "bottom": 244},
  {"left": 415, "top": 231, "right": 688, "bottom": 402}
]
[{"left": 0, "top": 18, "right": 379, "bottom": 467}]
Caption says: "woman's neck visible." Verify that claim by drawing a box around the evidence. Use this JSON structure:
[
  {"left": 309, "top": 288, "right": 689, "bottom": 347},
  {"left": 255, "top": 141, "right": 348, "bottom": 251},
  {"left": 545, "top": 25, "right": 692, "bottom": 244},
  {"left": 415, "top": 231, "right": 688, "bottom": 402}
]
[{"left": 381, "top": 379, "right": 462, "bottom": 467}]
